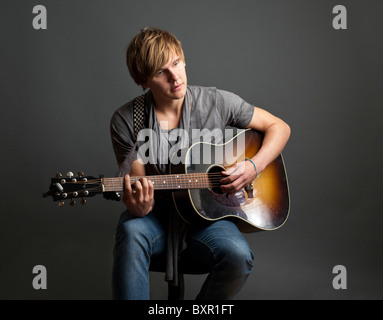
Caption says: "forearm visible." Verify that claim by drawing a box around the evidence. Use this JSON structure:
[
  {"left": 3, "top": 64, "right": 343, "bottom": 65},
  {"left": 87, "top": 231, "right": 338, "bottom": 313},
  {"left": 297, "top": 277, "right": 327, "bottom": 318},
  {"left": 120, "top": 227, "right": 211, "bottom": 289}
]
[{"left": 250, "top": 121, "right": 290, "bottom": 175}]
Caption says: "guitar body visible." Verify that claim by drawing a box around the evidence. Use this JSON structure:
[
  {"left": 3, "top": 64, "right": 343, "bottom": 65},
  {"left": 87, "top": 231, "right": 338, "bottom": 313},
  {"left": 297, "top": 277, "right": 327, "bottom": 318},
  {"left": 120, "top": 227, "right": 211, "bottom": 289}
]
[{"left": 171, "top": 129, "right": 290, "bottom": 232}]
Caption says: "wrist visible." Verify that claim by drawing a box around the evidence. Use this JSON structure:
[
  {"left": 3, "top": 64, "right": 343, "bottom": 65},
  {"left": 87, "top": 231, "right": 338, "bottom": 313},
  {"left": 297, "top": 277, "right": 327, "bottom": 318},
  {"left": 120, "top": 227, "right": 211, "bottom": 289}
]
[{"left": 245, "top": 157, "right": 258, "bottom": 177}]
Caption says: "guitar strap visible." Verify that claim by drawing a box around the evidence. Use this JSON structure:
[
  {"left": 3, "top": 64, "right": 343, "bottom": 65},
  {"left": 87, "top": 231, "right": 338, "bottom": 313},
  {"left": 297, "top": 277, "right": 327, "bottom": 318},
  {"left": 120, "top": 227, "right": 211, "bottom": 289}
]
[
  {"left": 115, "top": 93, "right": 146, "bottom": 178},
  {"left": 104, "top": 93, "right": 146, "bottom": 201}
]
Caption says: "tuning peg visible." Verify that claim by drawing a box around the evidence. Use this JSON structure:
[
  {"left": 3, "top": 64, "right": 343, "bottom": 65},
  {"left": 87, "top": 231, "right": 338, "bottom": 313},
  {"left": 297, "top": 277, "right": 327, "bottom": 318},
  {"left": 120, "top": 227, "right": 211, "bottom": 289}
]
[
  {"left": 58, "top": 201, "right": 65, "bottom": 207},
  {"left": 70, "top": 199, "right": 76, "bottom": 206},
  {"left": 56, "top": 172, "right": 62, "bottom": 178},
  {"left": 66, "top": 171, "right": 74, "bottom": 178},
  {"left": 81, "top": 198, "right": 86, "bottom": 205},
  {"left": 77, "top": 171, "right": 84, "bottom": 177}
]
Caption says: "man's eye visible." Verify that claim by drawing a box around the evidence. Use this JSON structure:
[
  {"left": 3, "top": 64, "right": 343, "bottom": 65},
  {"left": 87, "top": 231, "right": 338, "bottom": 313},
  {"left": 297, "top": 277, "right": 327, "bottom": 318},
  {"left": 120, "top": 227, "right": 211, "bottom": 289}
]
[{"left": 157, "top": 70, "right": 163, "bottom": 75}]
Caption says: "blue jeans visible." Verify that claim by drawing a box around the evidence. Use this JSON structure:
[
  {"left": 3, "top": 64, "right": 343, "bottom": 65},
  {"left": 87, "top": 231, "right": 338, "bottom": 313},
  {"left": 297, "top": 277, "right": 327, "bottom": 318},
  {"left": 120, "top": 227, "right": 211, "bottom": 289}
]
[{"left": 112, "top": 209, "right": 254, "bottom": 300}]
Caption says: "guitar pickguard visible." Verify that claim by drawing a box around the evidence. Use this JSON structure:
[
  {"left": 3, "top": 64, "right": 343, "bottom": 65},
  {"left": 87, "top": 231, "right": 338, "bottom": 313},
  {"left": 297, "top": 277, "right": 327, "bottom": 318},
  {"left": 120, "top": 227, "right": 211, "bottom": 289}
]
[{"left": 210, "top": 189, "right": 247, "bottom": 207}]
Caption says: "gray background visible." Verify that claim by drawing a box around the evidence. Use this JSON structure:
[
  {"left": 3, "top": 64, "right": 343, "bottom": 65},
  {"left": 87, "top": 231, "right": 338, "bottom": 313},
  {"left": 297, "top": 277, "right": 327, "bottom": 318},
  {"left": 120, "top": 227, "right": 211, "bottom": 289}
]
[{"left": 1, "top": 0, "right": 382, "bottom": 300}]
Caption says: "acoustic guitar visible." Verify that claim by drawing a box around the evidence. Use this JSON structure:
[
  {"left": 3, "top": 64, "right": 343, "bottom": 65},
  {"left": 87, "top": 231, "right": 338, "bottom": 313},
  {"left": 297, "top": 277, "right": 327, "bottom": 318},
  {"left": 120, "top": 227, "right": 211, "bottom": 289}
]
[{"left": 43, "top": 129, "right": 290, "bottom": 232}]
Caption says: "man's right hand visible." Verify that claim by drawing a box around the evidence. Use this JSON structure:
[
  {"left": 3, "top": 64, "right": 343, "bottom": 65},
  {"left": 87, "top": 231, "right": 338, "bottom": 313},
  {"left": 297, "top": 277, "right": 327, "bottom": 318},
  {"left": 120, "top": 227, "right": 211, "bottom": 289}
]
[{"left": 122, "top": 174, "right": 154, "bottom": 217}]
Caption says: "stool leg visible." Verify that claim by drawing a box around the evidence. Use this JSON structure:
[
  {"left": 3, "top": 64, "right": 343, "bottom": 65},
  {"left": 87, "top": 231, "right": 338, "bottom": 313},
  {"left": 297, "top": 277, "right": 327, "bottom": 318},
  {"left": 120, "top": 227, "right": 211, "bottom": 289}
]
[{"left": 168, "top": 274, "right": 185, "bottom": 300}]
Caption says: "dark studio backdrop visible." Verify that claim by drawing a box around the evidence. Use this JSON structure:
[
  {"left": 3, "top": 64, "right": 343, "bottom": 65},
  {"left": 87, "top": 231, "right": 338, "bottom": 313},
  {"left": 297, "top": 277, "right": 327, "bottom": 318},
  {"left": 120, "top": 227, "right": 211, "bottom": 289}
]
[{"left": 1, "top": 0, "right": 382, "bottom": 300}]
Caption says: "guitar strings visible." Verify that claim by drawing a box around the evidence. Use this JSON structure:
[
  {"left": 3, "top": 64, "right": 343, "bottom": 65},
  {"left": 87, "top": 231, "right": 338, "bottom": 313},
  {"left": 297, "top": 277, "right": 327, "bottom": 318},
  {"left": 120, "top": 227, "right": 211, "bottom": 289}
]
[
  {"left": 64, "top": 172, "right": 227, "bottom": 183},
  {"left": 63, "top": 172, "right": 230, "bottom": 192},
  {"left": 58, "top": 170, "right": 257, "bottom": 198}
]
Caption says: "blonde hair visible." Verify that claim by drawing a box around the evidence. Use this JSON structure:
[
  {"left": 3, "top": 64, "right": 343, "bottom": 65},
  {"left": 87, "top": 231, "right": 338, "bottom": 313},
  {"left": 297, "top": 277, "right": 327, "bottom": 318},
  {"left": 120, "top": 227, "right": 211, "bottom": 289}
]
[{"left": 126, "top": 27, "right": 185, "bottom": 86}]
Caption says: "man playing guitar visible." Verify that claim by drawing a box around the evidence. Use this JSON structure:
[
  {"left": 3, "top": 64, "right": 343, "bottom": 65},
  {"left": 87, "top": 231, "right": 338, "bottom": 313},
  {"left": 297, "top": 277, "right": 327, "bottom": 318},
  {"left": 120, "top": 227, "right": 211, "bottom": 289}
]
[{"left": 110, "top": 27, "right": 290, "bottom": 300}]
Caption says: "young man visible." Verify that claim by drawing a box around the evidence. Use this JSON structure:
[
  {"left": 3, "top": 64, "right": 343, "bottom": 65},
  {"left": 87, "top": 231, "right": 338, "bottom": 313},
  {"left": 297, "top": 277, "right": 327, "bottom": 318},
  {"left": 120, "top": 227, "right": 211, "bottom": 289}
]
[{"left": 110, "top": 27, "right": 290, "bottom": 300}]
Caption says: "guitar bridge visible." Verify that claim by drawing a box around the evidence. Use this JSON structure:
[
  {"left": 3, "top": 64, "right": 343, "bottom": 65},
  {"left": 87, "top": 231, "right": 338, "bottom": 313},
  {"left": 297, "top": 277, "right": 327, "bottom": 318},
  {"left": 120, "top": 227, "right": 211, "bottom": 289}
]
[{"left": 244, "top": 183, "right": 254, "bottom": 198}]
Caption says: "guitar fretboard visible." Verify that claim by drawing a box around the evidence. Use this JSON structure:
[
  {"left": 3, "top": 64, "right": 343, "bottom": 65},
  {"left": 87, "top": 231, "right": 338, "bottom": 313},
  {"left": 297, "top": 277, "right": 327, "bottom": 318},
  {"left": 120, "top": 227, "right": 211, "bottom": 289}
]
[{"left": 103, "top": 173, "right": 216, "bottom": 192}]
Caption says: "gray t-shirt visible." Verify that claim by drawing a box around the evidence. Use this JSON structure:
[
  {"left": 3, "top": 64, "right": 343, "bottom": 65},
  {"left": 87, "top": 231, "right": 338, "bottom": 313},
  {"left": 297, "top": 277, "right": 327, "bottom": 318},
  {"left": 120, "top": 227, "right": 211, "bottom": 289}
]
[{"left": 110, "top": 85, "right": 254, "bottom": 175}]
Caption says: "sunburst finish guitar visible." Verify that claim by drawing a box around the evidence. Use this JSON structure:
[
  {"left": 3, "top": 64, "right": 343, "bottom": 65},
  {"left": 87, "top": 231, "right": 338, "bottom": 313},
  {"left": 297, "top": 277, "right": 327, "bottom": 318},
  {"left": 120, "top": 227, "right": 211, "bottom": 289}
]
[{"left": 43, "top": 129, "right": 290, "bottom": 232}]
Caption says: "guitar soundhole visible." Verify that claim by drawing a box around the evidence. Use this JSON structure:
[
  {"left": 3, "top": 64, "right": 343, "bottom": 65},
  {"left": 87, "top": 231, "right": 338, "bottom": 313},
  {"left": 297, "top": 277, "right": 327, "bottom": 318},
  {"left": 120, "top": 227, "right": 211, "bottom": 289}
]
[{"left": 207, "top": 165, "right": 225, "bottom": 194}]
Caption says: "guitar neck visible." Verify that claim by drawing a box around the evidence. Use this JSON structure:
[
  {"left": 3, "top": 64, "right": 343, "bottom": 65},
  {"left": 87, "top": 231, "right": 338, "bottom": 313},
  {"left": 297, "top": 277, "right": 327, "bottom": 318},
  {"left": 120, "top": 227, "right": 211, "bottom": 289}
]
[{"left": 102, "top": 173, "right": 213, "bottom": 192}]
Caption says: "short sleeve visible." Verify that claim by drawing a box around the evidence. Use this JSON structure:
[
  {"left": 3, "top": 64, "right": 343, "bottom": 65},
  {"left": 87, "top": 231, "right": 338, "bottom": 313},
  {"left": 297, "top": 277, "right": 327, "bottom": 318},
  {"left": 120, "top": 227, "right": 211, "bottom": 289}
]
[
  {"left": 215, "top": 89, "right": 254, "bottom": 128},
  {"left": 110, "top": 101, "right": 136, "bottom": 165}
]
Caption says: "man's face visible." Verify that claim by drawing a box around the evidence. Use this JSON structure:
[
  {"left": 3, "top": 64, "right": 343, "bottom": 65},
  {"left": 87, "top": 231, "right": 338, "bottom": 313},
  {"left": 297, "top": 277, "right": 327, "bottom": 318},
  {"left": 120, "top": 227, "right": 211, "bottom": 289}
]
[{"left": 143, "top": 55, "right": 187, "bottom": 104}]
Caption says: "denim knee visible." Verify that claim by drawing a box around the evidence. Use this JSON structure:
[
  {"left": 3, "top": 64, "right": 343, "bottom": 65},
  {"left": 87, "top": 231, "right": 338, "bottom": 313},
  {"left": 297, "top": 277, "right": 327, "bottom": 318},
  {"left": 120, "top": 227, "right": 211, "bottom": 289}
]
[
  {"left": 115, "top": 219, "right": 148, "bottom": 251},
  {"left": 215, "top": 238, "right": 254, "bottom": 275},
  {"left": 114, "top": 211, "right": 166, "bottom": 258}
]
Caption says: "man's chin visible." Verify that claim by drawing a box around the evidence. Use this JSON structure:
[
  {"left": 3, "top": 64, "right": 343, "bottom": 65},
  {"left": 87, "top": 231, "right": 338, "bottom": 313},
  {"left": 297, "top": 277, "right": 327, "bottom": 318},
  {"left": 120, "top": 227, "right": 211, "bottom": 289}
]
[{"left": 170, "top": 87, "right": 187, "bottom": 100}]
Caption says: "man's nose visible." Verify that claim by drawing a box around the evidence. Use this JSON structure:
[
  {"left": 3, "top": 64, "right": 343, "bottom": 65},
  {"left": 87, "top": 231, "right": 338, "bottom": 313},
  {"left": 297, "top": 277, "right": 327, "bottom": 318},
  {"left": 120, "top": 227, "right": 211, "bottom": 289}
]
[{"left": 168, "top": 68, "right": 179, "bottom": 81}]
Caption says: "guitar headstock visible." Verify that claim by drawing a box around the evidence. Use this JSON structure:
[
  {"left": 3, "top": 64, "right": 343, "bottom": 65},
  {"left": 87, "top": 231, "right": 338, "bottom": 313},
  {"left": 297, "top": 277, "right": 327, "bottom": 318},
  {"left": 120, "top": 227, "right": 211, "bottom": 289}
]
[{"left": 42, "top": 171, "right": 102, "bottom": 206}]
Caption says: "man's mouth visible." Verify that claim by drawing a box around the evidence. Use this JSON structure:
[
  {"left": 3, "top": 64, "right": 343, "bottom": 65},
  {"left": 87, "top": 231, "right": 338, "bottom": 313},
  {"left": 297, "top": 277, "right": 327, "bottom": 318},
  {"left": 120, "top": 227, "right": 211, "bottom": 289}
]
[{"left": 171, "top": 83, "right": 183, "bottom": 92}]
